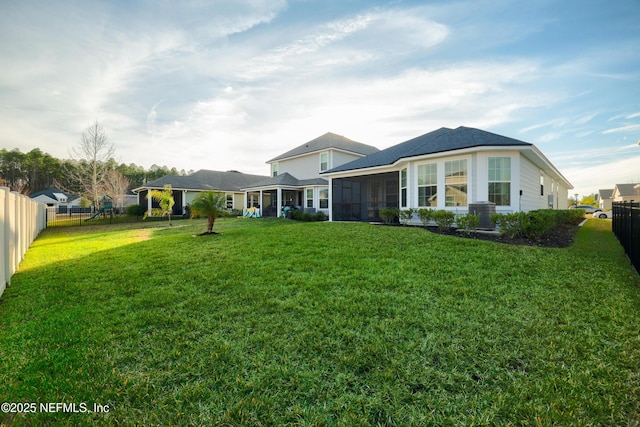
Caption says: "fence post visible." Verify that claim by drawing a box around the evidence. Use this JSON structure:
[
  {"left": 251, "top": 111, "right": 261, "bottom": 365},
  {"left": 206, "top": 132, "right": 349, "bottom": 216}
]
[{"left": 0, "top": 188, "right": 5, "bottom": 296}]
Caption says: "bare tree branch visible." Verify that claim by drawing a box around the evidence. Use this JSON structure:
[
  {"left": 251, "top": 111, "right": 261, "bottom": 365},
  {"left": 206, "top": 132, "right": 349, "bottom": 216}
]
[{"left": 64, "top": 121, "right": 115, "bottom": 207}]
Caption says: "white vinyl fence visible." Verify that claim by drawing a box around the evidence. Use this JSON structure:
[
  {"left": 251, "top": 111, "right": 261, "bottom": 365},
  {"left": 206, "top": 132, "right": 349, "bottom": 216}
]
[{"left": 0, "top": 187, "right": 47, "bottom": 298}]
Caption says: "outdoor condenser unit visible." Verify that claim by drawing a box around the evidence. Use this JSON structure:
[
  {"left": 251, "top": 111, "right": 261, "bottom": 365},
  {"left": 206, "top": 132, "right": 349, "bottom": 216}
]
[{"left": 469, "top": 201, "right": 496, "bottom": 230}]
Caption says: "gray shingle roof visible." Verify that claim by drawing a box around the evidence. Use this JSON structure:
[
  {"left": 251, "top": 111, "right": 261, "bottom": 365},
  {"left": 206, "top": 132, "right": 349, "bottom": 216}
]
[
  {"left": 137, "top": 170, "right": 269, "bottom": 192},
  {"left": 242, "top": 172, "right": 327, "bottom": 189},
  {"left": 267, "top": 132, "right": 379, "bottom": 163},
  {"left": 614, "top": 183, "right": 640, "bottom": 197},
  {"left": 29, "top": 187, "right": 79, "bottom": 202},
  {"left": 598, "top": 189, "right": 614, "bottom": 199},
  {"left": 325, "top": 126, "right": 532, "bottom": 174}
]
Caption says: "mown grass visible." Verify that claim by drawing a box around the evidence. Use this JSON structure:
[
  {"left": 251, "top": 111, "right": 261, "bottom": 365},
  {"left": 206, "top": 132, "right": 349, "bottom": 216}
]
[{"left": 1, "top": 218, "right": 639, "bottom": 425}]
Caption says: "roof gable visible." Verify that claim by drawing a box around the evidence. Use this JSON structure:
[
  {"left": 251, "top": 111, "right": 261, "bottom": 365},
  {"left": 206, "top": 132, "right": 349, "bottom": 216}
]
[
  {"left": 614, "top": 183, "right": 640, "bottom": 197},
  {"left": 598, "top": 189, "right": 614, "bottom": 199},
  {"left": 325, "top": 126, "right": 532, "bottom": 173},
  {"left": 268, "top": 132, "right": 379, "bottom": 163}
]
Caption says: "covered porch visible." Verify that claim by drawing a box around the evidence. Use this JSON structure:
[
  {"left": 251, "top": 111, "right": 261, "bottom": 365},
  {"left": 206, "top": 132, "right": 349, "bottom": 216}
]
[{"left": 242, "top": 173, "right": 328, "bottom": 218}]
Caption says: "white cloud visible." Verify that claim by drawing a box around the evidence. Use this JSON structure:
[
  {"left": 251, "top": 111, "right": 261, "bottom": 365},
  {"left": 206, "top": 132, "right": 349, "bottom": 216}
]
[
  {"left": 563, "top": 155, "right": 640, "bottom": 196},
  {"left": 602, "top": 124, "right": 640, "bottom": 134}
]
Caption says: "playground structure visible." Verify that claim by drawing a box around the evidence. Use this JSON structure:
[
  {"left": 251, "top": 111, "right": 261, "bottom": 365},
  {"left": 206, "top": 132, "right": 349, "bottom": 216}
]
[{"left": 85, "top": 195, "right": 114, "bottom": 221}]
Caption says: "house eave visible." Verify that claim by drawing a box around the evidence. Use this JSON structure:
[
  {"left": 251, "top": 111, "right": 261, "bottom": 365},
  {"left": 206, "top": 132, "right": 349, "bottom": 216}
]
[
  {"left": 323, "top": 144, "right": 574, "bottom": 189},
  {"left": 132, "top": 185, "right": 243, "bottom": 194}
]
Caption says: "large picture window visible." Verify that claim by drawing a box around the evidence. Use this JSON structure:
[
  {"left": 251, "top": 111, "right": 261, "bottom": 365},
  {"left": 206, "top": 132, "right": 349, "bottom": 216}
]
[
  {"left": 445, "top": 159, "right": 467, "bottom": 206},
  {"left": 488, "top": 157, "right": 511, "bottom": 206},
  {"left": 418, "top": 163, "right": 437, "bottom": 207}
]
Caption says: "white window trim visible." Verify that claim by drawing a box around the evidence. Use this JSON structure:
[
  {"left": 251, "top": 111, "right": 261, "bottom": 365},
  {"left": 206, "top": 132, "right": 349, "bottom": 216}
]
[
  {"left": 413, "top": 155, "right": 472, "bottom": 210},
  {"left": 400, "top": 168, "right": 408, "bottom": 208},
  {"left": 319, "top": 152, "right": 329, "bottom": 172},
  {"left": 487, "top": 156, "right": 512, "bottom": 207},
  {"left": 306, "top": 188, "right": 314, "bottom": 209}
]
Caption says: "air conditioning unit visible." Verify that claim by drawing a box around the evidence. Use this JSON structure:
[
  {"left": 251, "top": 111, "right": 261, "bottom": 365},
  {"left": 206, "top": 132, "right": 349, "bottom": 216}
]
[{"left": 469, "top": 201, "right": 496, "bottom": 230}]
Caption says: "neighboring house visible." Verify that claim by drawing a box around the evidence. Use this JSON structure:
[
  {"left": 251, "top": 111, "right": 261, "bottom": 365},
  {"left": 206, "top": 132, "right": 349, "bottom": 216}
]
[
  {"left": 323, "top": 126, "right": 573, "bottom": 222},
  {"left": 611, "top": 183, "right": 640, "bottom": 203},
  {"left": 241, "top": 132, "right": 379, "bottom": 217},
  {"left": 29, "top": 187, "right": 81, "bottom": 212},
  {"left": 114, "top": 190, "right": 139, "bottom": 211},
  {"left": 133, "top": 169, "right": 269, "bottom": 216},
  {"left": 597, "top": 188, "right": 614, "bottom": 210}
]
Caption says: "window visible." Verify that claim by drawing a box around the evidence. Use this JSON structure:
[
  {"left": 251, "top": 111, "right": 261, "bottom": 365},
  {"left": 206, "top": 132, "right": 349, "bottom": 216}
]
[
  {"left": 320, "top": 152, "right": 328, "bottom": 172},
  {"left": 319, "top": 188, "right": 329, "bottom": 209},
  {"left": 488, "top": 157, "right": 511, "bottom": 206},
  {"left": 445, "top": 159, "right": 467, "bottom": 206},
  {"left": 271, "top": 163, "right": 278, "bottom": 177},
  {"left": 306, "top": 189, "right": 314, "bottom": 208},
  {"left": 400, "top": 168, "right": 407, "bottom": 207},
  {"left": 540, "top": 170, "right": 544, "bottom": 196},
  {"left": 418, "top": 163, "right": 437, "bottom": 207},
  {"left": 226, "top": 194, "right": 233, "bottom": 209}
]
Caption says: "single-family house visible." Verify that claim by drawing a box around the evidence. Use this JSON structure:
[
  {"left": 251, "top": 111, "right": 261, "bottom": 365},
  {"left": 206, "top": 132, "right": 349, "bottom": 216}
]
[
  {"left": 241, "top": 132, "right": 379, "bottom": 217},
  {"left": 323, "top": 126, "right": 573, "bottom": 222},
  {"left": 611, "top": 183, "right": 640, "bottom": 203},
  {"left": 29, "top": 187, "right": 81, "bottom": 212},
  {"left": 133, "top": 169, "right": 269, "bottom": 216},
  {"left": 597, "top": 188, "right": 614, "bottom": 210}
]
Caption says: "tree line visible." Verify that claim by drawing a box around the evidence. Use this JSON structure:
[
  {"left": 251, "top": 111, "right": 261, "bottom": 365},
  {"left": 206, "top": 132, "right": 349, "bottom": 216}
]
[{"left": 0, "top": 121, "right": 191, "bottom": 207}]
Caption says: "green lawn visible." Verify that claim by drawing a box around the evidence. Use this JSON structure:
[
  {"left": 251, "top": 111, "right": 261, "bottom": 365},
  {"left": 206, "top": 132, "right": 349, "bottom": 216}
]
[{"left": 1, "top": 218, "right": 639, "bottom": 426}]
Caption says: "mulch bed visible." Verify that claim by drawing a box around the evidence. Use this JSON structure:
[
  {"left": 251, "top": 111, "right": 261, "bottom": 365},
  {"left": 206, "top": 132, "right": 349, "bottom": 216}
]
[{"left": 424, "top": 224, "right": 580, "bottom": 248}]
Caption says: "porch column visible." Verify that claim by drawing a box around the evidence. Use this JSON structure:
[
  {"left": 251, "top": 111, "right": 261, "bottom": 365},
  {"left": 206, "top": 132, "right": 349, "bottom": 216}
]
[
  {"left": 147, "top": 190, "right": 153, "bottom": 216},
  {"left": 328, "top": 178, "right": 333, "bottom": 222},
  {"left": 277, "top": 188, "right": 282, "bottom": 217},
  {"left": 183, "top": 190, "right": 187, "bottom": 215},
  {"left": 259, "top": 190, "right": 263, "bottom": 217}
]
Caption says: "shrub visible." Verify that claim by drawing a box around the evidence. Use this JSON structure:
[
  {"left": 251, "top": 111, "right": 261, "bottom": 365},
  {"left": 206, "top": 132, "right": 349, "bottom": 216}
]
[
  {"left": 417, "top": 208, "right": 434, "bottom": 227},
  {"left": 379, "top": 208, "right": 399, "bottom": 224},
  {"left": 491, "top": 212, "right": 526, "bottom": 239},
  {"left": 432, "top": 210, "right": 455, "bottom": 232},
  {"left": 491, "top": 209, "right": 581, "bottom": 241},
  {"left": 291, "top": 209, "right": 326, "bottom": 222},
  {"left": 521, "top": 210, "right": 554, "bottom": 240},
  {"left": 455, "top": 213, "right": 480, "bottom": 234},
  {"left": 399, "top": 208, "right": 415, "bottom": 225},
  {"left": 566, "top": 209, "right": 586, "bottom": 224},
  {"left": 126, "top": 204, "right": 146, "bottom": 217}
]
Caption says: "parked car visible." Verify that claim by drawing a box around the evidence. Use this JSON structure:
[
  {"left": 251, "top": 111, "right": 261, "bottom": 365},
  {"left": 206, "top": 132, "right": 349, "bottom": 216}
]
[
  {"left": 592, "top": 210, "right": 612, "bottom": 219},
  {"left": 569, "top": 205, "right": 600, "bottom": 214}
]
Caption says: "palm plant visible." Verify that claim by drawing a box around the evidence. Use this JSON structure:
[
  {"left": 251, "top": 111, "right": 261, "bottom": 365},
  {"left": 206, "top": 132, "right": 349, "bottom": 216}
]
[
  {"left": 145, "top": 184, "right": 175, "bottom": 225},
  {"left": 189, "top": 191, "right": 227, "bottom": 234}
]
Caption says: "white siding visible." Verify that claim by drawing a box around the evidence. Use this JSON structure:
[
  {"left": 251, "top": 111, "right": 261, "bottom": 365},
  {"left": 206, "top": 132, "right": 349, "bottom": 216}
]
[
  {"left": 276, "top": 150, "right": 365, "bottom": 180},
  {"left": 519, "top": 155, "right": 555, "bottom": 211},
  {"left": 278, "top": 154, "right": 320, "bottom": 179},
  {"left": 332, "top": 151, "right": 364, "bottom": 170}
]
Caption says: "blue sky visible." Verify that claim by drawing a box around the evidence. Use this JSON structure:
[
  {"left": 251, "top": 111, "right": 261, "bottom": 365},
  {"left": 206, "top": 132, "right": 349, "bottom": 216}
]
[{"left": 1, "top": 0, "right": 639, "bottom": 198}]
